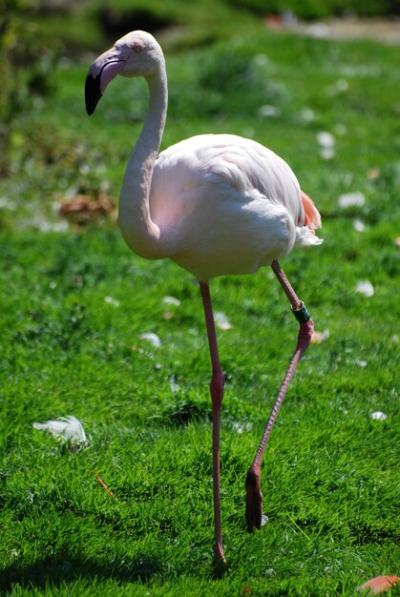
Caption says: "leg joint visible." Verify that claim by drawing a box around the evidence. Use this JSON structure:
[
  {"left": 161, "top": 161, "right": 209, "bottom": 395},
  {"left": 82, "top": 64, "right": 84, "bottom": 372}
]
[{"left": 298, "top": 318, "right": 314, "bottom": 347}]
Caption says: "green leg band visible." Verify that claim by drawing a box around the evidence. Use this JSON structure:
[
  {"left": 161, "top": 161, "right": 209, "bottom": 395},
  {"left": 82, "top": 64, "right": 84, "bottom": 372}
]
[{"left": 292, "top": 302, "right": 311, "bottom": 323}]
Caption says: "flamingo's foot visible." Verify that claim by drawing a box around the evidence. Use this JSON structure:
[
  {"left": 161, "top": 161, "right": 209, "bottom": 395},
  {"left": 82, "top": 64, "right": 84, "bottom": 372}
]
[
  {"left": 213, "top": 543, "right": 228, "bottom": 577},
  {"left": 245, "top": 466, "right": 263, "bottom": 532}
]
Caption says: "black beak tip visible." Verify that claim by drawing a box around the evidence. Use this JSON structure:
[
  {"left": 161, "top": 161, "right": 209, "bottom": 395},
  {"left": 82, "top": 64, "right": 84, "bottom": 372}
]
[{"left": 85, "top": 73, "right": 102, "bottom": 116}]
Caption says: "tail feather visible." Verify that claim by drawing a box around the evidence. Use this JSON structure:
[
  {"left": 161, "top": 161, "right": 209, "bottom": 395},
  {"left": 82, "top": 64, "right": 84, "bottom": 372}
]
[
  {"left": 301, "top": 191, "right": 322, "bottom": 232},
  {"left": 295, "top": 191, "right": 323, "bottom": 248}
]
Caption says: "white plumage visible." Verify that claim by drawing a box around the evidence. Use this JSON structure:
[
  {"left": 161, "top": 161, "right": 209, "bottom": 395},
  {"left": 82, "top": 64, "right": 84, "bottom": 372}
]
[
  {"left": 33, "top": 416, "right": 87, "bottom": 447},
  {"left": 151, "top": 133, "right": 321, "bottom": 279}
]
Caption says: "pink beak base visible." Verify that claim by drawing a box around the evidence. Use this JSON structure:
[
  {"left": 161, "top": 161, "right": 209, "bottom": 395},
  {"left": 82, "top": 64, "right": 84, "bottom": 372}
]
[
  {"left": 85, "top": 52, "right": 125, "bottom": 115},
  {"left": 99, "top": 60, "right": 125, "bottom": 93}
]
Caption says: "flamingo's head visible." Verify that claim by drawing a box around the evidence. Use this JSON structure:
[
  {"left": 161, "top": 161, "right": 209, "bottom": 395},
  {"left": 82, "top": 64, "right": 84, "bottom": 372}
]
[{"left": 85, "top": 30, "right": 163, "bottom": 115}]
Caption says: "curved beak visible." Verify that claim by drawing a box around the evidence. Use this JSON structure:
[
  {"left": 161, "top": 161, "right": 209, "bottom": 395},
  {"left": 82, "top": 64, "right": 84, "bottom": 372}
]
[
  {"left": 85, "top": 47, "right": 125, "bottom": 115},
  {"left": 85, "top": 72, "right": 102, "bottom": 116}
]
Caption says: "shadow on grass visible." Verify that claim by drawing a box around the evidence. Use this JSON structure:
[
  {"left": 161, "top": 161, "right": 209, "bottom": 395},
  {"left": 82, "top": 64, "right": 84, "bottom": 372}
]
[{"left": 0, "top": 553, "right": 162, "bottom": 592}]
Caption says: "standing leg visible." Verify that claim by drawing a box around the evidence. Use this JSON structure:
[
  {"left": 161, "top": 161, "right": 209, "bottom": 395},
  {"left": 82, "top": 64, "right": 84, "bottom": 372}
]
[
  {"left": 246, "top": 260, "right": 314, "bottom": 532},
  {"left": 199, "top": 281, "right": 226, "bottom": 563}
]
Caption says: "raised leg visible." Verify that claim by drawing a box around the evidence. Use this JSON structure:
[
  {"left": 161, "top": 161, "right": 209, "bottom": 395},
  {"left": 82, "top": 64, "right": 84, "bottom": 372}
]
[
  {"left": 199, "top": 281, "right": 226, "bottom": 564},
  {"left": 246, "top": 260, "right": 314, "bottom": 532}
]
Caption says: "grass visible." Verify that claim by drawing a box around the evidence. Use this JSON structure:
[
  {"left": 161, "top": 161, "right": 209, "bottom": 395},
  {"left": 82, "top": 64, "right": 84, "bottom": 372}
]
[{"left": 1, "top": 19, "right": 400, "bottom": 597}]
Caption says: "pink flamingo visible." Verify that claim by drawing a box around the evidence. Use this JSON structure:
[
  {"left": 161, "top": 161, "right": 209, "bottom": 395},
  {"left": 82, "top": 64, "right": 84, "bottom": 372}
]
[{"left": 85, "top": 31, "right": 322, "bottom": 565}]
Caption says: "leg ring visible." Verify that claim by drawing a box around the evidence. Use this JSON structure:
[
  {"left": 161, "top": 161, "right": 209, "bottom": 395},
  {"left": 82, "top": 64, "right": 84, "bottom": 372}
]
[{"left": 292, "top": 302, "right": 311, "bottom": 323}]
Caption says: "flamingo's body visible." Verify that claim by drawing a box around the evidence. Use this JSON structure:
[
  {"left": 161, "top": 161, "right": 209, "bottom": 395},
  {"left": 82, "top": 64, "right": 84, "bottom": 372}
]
[
  {"left": 85, "top": 30, "right": 322, "bottom": 566},
  {"left": 145, "top": 134, "right": 321, "bottom": 280}
]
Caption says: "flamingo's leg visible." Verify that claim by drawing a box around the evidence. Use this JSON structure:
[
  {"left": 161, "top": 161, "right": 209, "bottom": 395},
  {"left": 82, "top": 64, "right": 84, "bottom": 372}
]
[
  {"left": 246, "top": 260, "right": 314, "bottom": 532},
  {"left": 199, "top": 281, "right": 226, "bottom": 563}
]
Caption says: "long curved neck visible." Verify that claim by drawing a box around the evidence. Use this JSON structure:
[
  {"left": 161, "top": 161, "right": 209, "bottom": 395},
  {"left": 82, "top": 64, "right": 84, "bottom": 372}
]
[{"left": 118, "top": 62, "right": 168, "bottom": 259}]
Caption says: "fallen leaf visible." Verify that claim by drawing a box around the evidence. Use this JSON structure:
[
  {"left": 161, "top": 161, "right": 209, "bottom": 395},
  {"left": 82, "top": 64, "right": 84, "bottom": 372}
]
[
  {"left": 264, "top": 14, "right": 284, "bottom": 29},
  {"left": 338, "top": 192, "right": 366, "bottom": 208},
  {"left": 30, "top": 216, "right": 69, "bottom": 233},
  {"left": 59, "top": 193, "right": 115, "bottom": 226},
  {"left": 299, "top": 107, "right": 315, "bottom": 123},
  {"left": 33, "top": 416, "right": 87, "bottom": 449},
  {"left": 316, "top": 131, "right": 335, "bottom": 148},
  {"left": 140, "top": 332, "right": 161, "bottom": 348},
  {"left": 169, "top": 378, "right": 180, "bottom": 393},
  {"left": 358, "top": 575, "right": 400, "bottom": 594},
  {"left": 104, "top": 296, "right": 120, "bottom": 307},
  {"left": 261, "top": 514, "right": 269, "bottom": 527},
  {"left": 232, "top": 421, "right": 253, "bottom": 434},
  {"left": 162, "top": 296, "right": 181, "bottom": 306},
  {"left": 370, "top": 411, "right": 387, "bottom": 421},
  {"left": 320, "top": 147, "right": 336, "bottom": 160},
  {"left": 353, "top": 219, "right": 366, "bottom": 232},
  {"left": 327, "top": 79, "right": 348, "bottom": 95},
  {"left": 258, "top": 104, "right": 280, "bottom": 118},
  {"left": 367, "top": 168, "right": 380, "bottom": 180},
  {"left": 253, "top": 53, "right": 269, "bottom": 67},
  {"left": 311, "top": 329, "right": 330, "bottom": 344},
  {"left": 214, "top": 311, "right": 233, "bottom": 330},
  {"left": 355, "top": 280, "right": 374, "bottom": 297},
  {"left": 356, "top": 359, "right": 368, "bottom": 368}
]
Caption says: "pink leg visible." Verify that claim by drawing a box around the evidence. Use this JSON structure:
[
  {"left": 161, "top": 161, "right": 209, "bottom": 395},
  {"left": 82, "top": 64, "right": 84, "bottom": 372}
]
[
  {"left": 199, "top": 281, "right": 226, "bottom": 563},
  {"left": 246, "top": 260, "right": 314, "bottom": 532}
]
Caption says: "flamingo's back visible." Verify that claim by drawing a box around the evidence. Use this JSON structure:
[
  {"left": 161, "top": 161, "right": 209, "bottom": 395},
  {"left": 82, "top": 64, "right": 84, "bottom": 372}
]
[{"left": 149, "top": 134, "right": 322, "bottom": 279}]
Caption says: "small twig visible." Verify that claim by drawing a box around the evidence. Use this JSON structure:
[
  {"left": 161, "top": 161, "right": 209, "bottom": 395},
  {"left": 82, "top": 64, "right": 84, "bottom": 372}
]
[
  {"left": 94, "top": 470, "right": 115, "bottom": 498},
  {"left": 286, "top": 513, "right": 311, "bottom": 541}
]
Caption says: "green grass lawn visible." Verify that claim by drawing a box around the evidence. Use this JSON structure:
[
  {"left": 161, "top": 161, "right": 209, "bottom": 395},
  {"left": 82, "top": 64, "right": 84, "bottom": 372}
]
[{"left": 1, "top": 24, "right": 400, "bottom": 596}]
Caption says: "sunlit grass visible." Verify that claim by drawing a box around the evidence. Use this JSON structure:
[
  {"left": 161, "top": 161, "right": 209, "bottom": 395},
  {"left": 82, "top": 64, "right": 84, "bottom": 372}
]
[{"left": 1, "top": 26, "right": 399, "bottom": 596}]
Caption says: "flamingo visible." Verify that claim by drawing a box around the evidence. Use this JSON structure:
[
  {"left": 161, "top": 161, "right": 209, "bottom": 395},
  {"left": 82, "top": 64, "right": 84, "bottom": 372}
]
[{"left": 85, "top": 30, "right": 323, "bottom": 565}]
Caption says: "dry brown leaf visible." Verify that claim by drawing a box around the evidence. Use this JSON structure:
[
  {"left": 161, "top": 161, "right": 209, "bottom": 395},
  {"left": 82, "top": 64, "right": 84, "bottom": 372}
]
[
  {"left": 59, "top": 193, "right": 115, "bottom": 225},
  {"left": 311, "top": 329, "right": 330, "bottom": 344},
  {"left": 367, "top": 168, "right": 380, "bottom": 180}
]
